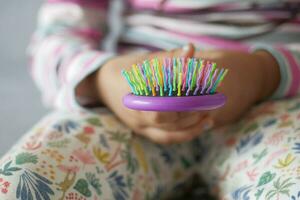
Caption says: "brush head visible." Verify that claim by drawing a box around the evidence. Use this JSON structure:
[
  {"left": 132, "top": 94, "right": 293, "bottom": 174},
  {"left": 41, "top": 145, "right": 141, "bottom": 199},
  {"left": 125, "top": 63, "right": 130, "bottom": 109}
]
[
  {"left": 123, "top": 93, "right": 226, "bottom": 111},
  {"left": 121, "top": 57, "right": 228, "bottom": 111},
  {"left": 122, "top": 57, "right": 228, "bottom": 97}
]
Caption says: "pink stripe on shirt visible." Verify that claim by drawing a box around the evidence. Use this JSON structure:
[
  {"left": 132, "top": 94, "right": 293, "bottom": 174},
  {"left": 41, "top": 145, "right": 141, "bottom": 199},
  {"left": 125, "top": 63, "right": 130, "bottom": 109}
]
[
  {"left": 68, "top": 29, "right": 103, "bottom": 42},
  {"left": 76, "top": 53, "right": 102, "bottom": 80},
  {"left": 129, "top": 0, "right": 187, "bottom": 12},
  {"left": 130, "top": 0, "right": 247, "bottom": 12},
  {"left": 278, "top": 46, "right": 300, "bottom": 96},
  {"left": 47, "top": 0, "right": 108, "bottom": 9},
  {"left": 168, "top": 31, "right": 249, "bottom": 51},
  {"left": 45, "top": 42, "right": 65, "bottom": 90},
  {"left": 59, "top": 52, "right": 81, "bottom": 83}
]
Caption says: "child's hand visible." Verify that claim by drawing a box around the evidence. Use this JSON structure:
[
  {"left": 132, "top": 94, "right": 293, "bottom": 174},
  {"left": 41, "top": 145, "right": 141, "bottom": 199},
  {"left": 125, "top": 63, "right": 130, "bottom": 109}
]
[
  {"left": 194, "top": 50, "right": 280, "bottom": 126},
  {"left": 80, "top": 45, "right": 279, "bottom": 144},
  {"left": 94, "top": 45, "right": 214, "bottom": 144}
]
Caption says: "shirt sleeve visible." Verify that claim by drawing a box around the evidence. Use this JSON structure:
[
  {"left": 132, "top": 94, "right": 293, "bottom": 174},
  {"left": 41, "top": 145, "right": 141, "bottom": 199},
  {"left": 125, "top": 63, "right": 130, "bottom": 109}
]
[
  {"left": 252, "top": 44, "right": 300, "bottom": 99},
  {"left": 28, "top": 0, "right": 114, "bottom": 111}
]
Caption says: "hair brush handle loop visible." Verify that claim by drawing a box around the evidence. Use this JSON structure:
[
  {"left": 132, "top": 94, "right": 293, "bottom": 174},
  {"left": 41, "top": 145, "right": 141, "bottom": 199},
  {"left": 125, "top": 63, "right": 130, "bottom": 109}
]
[{"left": 123, "top": 93, "right": 226, "bottom": 112}]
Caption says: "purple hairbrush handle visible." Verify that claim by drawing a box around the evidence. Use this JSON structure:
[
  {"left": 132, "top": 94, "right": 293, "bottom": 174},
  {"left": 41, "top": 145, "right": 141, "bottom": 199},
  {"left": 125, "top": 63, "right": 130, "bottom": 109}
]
[{"left": 123, "top": 93, "right": 226, "bottom": 112}]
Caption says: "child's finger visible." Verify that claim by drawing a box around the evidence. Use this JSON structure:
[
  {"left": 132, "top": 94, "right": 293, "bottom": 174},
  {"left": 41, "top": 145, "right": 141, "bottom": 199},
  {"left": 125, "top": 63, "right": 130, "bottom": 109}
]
[
  {"left": 140, "top": 116, "right": 214, "bottom": 145},
  {"left": 153, "top": 112, "right": 205, "bottom": 131},
  {"left": 180, "top": 43, "right": 195, "bottom": 57},
  {"left": 142, "top": 111, "right": 180, "bottom": 125},
  {"left": 148, "top": 43, "right": 195, "bottom": 60},
  {"left": 177, "top": 111, "right": 208, "bottom": 118}
]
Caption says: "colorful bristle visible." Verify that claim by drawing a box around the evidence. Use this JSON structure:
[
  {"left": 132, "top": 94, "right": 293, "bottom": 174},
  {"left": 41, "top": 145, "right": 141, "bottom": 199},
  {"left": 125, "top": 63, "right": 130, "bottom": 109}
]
[{"left": 122, "top": 57, "right": 228, "bottom": 96}]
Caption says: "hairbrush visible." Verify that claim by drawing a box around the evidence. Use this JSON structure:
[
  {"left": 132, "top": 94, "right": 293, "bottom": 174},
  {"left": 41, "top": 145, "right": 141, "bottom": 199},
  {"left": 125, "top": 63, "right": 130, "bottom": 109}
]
[{"left": 121, "top": 57, "right": 228, "bottom": 112}]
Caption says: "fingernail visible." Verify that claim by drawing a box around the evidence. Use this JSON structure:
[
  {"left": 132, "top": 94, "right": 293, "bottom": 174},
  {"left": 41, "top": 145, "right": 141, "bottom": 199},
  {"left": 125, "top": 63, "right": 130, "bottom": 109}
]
[
  {"left": 182, "top": 44, "right": 191, "bottom": 52},
  {"left": 203, "top": 119, "right": 214, "bottom": 131}
]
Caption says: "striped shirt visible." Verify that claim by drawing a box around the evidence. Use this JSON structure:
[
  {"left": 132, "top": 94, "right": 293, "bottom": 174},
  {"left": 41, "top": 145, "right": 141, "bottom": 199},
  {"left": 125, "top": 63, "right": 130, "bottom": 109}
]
[{"left": 28, "top": 0, "right": 300, "bottom": 111}]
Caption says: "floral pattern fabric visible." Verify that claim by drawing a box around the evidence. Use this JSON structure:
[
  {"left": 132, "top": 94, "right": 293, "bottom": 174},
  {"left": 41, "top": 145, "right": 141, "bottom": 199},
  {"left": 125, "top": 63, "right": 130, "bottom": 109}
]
[{"left": 1, "top": 96, "right": 300, "bottom": 199}]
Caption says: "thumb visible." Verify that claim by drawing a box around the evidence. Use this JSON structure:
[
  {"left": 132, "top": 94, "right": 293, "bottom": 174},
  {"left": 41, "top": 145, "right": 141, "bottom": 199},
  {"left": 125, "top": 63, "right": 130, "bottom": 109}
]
[
  {"left": 168, "top": 43, "right": 195, "bottom": 58},
  {"left": 148, "top": 43, "right": 195, "bottom": 60},
  {"left": 181, "top": 43, "right": 195, "bottom": 57}
]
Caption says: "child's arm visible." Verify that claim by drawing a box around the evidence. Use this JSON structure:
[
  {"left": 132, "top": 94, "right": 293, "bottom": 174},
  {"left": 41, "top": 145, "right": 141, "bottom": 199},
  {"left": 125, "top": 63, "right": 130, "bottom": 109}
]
[
  {"left": 29, "top": 3, "right": 213, "bottom": 144},
  {"left": 192, "top": 45, "right": 299, "bottom": 126},
  {"left": 28, "top": 0, "right": 113, "bottom": 110},
  {"left": 251, "top": 44, "right": 300, "bottom": 99},
  {"left": 192, "top": 50, "right": 281, "bottom": 126}
]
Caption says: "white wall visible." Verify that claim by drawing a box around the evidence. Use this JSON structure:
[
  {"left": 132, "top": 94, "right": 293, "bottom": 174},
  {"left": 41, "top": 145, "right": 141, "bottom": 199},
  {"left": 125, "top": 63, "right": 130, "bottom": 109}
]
[{"left": 0, "top": 0, "right": 46, "bottom": 155}]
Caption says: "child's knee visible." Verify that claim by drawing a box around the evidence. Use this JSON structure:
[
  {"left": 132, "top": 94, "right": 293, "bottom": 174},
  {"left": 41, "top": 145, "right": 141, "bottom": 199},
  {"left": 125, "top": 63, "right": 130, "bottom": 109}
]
[{"left": 0, "top": 110, "right": 133, "bottom": 200}]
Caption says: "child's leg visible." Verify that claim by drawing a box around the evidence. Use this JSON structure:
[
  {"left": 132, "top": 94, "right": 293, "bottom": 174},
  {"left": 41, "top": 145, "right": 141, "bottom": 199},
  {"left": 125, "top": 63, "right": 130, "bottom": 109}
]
[
  {"left": 196, "top": 96, "right": 300, "bottom": 199},
  {"left": 0, "top": 109, "right": 198, "bottom": 200}
]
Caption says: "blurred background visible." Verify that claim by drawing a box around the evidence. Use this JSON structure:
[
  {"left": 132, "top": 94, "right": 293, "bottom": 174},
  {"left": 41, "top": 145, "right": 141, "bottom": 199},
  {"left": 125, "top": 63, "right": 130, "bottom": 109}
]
[{"left": 0, "top": 1, "right": 45, "bottom": 156}]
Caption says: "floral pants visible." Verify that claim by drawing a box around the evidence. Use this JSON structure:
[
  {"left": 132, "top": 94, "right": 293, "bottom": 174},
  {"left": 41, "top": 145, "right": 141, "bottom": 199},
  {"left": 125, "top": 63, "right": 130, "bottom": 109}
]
[{"left": 1, "top": 96, "right": 300, "bottom": 200}]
